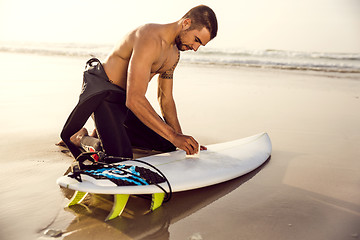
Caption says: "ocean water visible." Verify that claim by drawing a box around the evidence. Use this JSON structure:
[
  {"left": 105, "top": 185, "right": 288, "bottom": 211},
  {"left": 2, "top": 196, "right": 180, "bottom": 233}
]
[{"left": 1, "top": 41, "right": 360, "bottom": 74}]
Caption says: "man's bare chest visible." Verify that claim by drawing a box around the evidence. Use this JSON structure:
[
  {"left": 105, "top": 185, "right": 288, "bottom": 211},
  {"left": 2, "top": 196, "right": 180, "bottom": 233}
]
[{"left": 151, "top": 48, "right": 179, "bottom": 74}]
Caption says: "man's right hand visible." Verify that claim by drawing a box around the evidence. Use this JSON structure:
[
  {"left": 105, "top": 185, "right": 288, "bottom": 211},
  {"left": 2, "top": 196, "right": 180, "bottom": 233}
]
[{"left": 171, "top": 133, "right": 199, "bottom": 155}]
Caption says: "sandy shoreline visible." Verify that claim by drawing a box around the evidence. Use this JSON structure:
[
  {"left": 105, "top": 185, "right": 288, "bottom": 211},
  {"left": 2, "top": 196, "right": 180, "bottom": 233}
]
[{"left": 0, "top": 52, "right": 359, "bottom": 240}]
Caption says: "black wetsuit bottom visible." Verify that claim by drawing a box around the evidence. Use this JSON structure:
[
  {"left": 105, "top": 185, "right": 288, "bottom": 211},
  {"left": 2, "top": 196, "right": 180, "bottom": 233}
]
[{"left": 60, "top": 58, "right": 176, "bottom": 161}]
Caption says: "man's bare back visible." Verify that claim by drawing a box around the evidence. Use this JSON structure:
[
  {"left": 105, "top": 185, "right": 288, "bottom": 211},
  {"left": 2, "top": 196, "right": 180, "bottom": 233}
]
[{"left": 103, "top": 23, "right": 180, "bottom": 90}]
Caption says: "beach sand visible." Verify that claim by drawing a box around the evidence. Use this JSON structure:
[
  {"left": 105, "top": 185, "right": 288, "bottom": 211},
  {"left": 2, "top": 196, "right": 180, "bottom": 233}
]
[{"left": 0, "top": 52, "right": 359, "bottom": 240}]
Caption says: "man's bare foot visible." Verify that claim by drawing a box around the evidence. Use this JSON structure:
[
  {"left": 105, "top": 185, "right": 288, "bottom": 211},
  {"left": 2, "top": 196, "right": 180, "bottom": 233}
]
[
  {"left": 56, "top": 128, "right": 89, "bottom": 147},
  {"left": 55, "top": 141, "right": 66, "bottom": 147}
]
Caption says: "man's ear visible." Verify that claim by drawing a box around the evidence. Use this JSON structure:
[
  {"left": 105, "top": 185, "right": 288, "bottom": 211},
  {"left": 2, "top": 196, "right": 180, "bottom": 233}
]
[{"left": 182, "top": 18, "right": 192, "bottom": 30}]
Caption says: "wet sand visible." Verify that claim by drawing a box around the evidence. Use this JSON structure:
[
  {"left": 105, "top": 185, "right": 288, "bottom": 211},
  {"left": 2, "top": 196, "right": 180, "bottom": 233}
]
[{"left": 0, "top": 52, "right": 359, "bottom": 240}]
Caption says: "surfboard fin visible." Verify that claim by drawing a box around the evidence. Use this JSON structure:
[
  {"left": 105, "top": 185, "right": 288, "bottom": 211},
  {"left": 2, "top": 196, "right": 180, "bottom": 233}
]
[
  {"left": 105, "top": 194, "right": 130, "bottom": 221},
  {"left": 67, "top": 191, "right": 88, "bottom": 207},
  {"left": 151, "top": 192, "right": 165, "bottom": 211}
]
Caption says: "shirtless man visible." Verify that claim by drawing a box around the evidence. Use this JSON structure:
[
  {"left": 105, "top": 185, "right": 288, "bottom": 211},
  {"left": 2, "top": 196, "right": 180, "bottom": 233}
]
[{"left": 60, "top": 5, "right": 218, "bottom": 162}]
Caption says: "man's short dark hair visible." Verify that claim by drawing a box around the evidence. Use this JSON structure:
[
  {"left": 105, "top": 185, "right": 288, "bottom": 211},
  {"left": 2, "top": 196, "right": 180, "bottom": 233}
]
[{"left": 182, "top": 5, "right": 218, "bottom": 40}]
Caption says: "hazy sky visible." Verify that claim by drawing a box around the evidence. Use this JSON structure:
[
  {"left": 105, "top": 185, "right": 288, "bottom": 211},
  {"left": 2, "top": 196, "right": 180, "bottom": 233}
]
[{"left": 1, "top": 0, "right": 359, "bottom": 53}]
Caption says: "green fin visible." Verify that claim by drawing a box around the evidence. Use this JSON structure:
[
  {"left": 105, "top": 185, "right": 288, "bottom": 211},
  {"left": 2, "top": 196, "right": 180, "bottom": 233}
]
[
  {"left": 105, "top": 194, "right": 130, "bottom": 221},
  {"left": 67, "top": 191, "right": 88, "bottom": 207},
  {"left": 151, "top": 192, "right": 165, "bottom": 211}
]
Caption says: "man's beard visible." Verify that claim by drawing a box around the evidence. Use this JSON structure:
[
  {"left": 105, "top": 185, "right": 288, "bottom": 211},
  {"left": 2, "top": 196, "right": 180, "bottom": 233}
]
[{"left": 175, "top": 31, "right": 190, "bottom": 51}]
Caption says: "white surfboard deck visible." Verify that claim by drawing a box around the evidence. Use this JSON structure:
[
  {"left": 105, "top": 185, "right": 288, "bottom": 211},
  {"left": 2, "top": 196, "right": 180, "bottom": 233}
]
[{"left": 57, "top": 132, "right": 271, "bottom": 194}]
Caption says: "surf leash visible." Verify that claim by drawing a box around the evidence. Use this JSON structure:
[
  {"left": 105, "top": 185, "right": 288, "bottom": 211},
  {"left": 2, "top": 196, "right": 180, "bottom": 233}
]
[{"left": 69, "top": 151, "right": 172, "bottom": 203}]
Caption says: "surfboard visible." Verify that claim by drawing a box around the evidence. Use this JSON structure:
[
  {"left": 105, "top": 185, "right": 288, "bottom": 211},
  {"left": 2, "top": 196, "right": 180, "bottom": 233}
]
[{"left": 57, "top": 132, "right": 271, "bottom": 221}]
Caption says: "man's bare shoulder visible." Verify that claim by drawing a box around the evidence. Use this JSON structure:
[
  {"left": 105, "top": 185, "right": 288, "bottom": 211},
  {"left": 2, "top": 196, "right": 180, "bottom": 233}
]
[
  {"left": 133, "top": 24, "right": 164, "bottom": 45},
  {"left": 110, "top": 24, "right": 162, "bottom": 59},
  {"left": 137, "top": 23, "right": 163, "bottom": 34}
]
